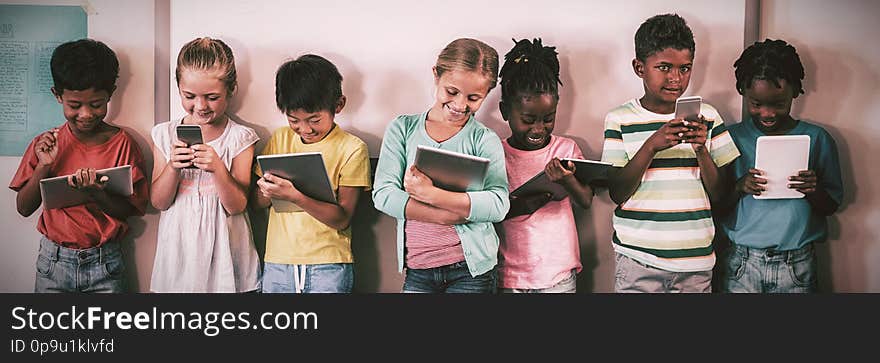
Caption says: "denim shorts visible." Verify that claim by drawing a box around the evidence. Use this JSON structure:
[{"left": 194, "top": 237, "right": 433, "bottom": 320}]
[
  {"left": 723, "top": 243, "right": 817, "bottom": 293},
  {"left": 402, "top": 261, "right": 497, "bottom": 293},
  {"left": 261, "top": 262, "right": 353, "bottom": 293},
  {"left": 35, "top": 236, "right": 126, "bottom": 293}
]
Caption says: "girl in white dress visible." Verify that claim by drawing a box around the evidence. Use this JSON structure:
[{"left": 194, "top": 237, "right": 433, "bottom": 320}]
[{"left": 149, "top": 37, "right": 261, "bottom": 292}]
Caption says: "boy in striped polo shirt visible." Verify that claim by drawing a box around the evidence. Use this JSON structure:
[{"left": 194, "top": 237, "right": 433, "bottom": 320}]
[{"left": 601, "top": 14, "right": 740, "bottom": 293}]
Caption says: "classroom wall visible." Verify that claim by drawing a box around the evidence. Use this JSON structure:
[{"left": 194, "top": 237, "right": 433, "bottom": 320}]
[
  {"left": 758, "top": 0, "right": 880, "bottom": 292},
  {"left": 1, "top": 0, "right": 876, "bottom": 292}
]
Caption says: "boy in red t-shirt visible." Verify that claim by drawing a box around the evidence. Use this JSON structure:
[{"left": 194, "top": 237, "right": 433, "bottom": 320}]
[{"left": 8, "top": 39, "right": 148, "bottom": 293}]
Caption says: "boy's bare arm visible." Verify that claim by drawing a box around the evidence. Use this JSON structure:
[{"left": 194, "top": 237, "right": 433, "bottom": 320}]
[
  {"left": 15, "top": 164, "right": 52, "bottom": 217},
  {"left": 256, "top": 172, "right": 363, "bottom": 230},
  {"left": 17, "top": 129, "right": 60, "bottom": 216},
  {"left": 87, "top": 185, "right": 141, "bottom": 220},
  {"left": 695, "top": 147, "right": 726, "bottom": 204},
  {"left": 791, "top": 170, "right": 840, "bottom": 216},
  {"left": 294, "top": 186, "right": 363, "bottom": 230}
]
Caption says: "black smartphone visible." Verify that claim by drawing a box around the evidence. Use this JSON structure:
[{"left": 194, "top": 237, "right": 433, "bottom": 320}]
[
  {"left": 176, "top": 124, "right": 204, "bottom": 146},
  {"left": 175, "top": 125, "right": 203, "bottom": 168}
]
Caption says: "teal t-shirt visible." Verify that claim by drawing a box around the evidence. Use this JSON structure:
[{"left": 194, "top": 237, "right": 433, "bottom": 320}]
[{"left": 722, "top": 119, "right": 844, "bottom": 250}]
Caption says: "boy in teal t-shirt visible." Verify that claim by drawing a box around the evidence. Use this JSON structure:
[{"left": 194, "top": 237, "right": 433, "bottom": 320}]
[{"left": 720, "top": 39, "right": 844, "bottom": 293}]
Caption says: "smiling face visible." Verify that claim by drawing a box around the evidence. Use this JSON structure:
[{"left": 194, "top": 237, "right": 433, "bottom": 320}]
[
  {"left": 634, "top": 47, "right": 693, "bottom": 114},
  {"left": 505, "top": 93, "right": 557, "bottom": 151},
  {"left": 177, "top": 68, "right": 230, "bottom": 125},
  {"left": 53, "top": 87, "right": 112, "bottom": 134},
  {"left": 285, "top": 96, "right": 344, "bottom": 144},
  {"left": 745, "top": 78, "right": 796, "bottom": 135},
  {"left": 431, "top": 68, "right": 493, "bottom": 124}
]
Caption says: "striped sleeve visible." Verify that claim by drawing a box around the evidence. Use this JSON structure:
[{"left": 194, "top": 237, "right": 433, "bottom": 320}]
[
  {"left": 601, "top": 111, "right": 628, "bottom": 167},
  {"left": 704, "top": 106, "right": 740, "bottom": 167}
]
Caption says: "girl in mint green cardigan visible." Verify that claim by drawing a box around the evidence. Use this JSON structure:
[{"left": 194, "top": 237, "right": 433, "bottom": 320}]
[{"left": 372, "top": 38, "right": 509, "bottom": 293}]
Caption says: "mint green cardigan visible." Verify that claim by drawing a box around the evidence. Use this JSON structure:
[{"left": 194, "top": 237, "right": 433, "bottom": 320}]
[{"left": 372, "top": 111, "right": 510, "bottom": 277}]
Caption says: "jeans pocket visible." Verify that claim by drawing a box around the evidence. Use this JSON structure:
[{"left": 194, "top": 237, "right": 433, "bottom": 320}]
[
  {"left": 726, "top": 249, "right": 746, "bottom": 281},
  {"left": 787, "top": 253, "right": 817, "bottom": 288},
  {"left": 36, "top": 255, "right": 54, "bottom": 277},
  {"left": 102, "top": 258, "right": 125, "bottom": 280}
]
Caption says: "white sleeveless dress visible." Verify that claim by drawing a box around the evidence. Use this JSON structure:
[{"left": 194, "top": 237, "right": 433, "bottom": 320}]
[{"left": 150, "top": 118, "right": 261, "bottom": 292}]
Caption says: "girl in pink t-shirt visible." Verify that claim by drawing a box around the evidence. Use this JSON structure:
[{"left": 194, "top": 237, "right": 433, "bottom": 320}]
[{"left": 497, "top": 38, "right": 595, "bottom": 293}]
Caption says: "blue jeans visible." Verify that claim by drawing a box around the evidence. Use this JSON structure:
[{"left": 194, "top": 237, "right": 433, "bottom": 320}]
[
  {"left": 723, "top": 243, "right": 817, "bottom": 293},
  {"left": 614, "top": 253, "right": 712, "bottom": 293},
  {"left": 499, "top": 269, "right": 578, "bottom": 294},
  {"left": 261, "top": 262, "right": 353, "bottom": 293},
  {"left": 402, "top": 261, "right": 497, "bottom": 293},
  {"left": 35, "top": 236, "right": 126, "bottom": 293}
]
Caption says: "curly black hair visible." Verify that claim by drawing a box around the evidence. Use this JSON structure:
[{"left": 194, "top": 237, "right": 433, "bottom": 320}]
[
  {"left": 498, "top": 38, "right": 561, "bottom": 115},
  {"left": 734, "top": 39, "right": 805, "bottom": 96},
  {"left": 50, "top": 38, "right": 119, "bottom": 94},
  {"left": 634, "top": 13, "right": 695, "bottom": 62}
]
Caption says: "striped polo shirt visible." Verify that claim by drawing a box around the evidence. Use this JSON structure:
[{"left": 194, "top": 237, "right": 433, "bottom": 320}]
[{"left": 601, "top": 99, "right": 740, "bottom": 272}]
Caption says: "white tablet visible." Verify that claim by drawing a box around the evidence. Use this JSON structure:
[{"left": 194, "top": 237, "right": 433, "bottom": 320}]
[
  {"left": 257, "top": 152, "right": 337, "bottom": 213},
  {"left": 754, "top": 135, "right": 810, "bottom": 199},
  {"left": 414, "top": 145, "right": 490, "bottom": 192},
  {"left": 40, "top": 165, "right": 133, "bottom": 209}
]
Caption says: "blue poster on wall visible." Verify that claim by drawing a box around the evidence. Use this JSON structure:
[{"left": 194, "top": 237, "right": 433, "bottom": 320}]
[{"left": 0, "top": 5, "right": 86, "bottom": 156}]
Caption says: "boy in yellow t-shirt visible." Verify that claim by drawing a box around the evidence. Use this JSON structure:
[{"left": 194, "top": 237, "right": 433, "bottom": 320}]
[{"left": 253, "top": 54, "right": 371, "bottom": 293}]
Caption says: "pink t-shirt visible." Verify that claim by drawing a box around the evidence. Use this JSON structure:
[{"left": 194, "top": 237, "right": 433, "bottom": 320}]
[{"left": 499, "top": 135, "right": 583, "bottom": 289}]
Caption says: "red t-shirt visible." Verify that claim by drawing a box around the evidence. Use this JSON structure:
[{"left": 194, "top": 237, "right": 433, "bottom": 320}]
[{"left": 9, "top": 123, "right": 149, "bottom": 249}]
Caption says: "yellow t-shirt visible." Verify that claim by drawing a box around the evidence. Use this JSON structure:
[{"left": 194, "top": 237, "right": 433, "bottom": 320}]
[{"left": 255, "top": 124, "right": 372, "bottom": 264}]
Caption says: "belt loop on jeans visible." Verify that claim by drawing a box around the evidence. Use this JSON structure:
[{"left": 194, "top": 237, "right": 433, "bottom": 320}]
[
  {"left": 47, "top": 239, "right": 60, "bottom": 262},
  {"left": 736, "top": 244, "right": 749, "bottom": 261},
  {"left": 99, "top": 244, "right": 104, "bottom": 264}
]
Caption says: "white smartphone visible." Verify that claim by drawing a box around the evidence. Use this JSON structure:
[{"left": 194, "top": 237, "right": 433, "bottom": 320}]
[{"left": 675, "top": 96, "right": 702, "bottom": 123}]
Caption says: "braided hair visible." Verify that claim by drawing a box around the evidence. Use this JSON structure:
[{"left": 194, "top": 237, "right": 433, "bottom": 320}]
[
  {"left": 734, "top": 39, "right": 805, "bottom": 96},
  {"left": 499, "top": 38, "right": 562, "bottom": 115}
]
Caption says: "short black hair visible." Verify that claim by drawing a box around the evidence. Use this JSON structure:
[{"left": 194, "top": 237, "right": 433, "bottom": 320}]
[
  {"left": 634, "top": 13, "right": 695, "bottom": 62},
  {"left": 275, "top": 54, "right": 343, "bottom": 113},
  {"left": 499, "top": 38, "right": 562, "bottom": 115},
  {"left": 734, "top": 39, "right": 805, "bottom": 96},
  {"left": 50, "top": 38, "right": 119, "bottom": 94}
]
